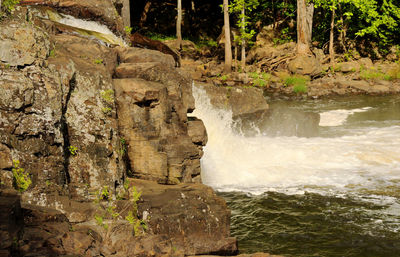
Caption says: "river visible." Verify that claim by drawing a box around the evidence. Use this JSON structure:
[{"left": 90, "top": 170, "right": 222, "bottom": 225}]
[{"left": 192, "top": 85, "right": 400, "bottom": 257}]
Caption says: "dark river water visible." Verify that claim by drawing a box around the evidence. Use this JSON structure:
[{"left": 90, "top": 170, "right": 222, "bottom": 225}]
[{"left": 192, "top": 86, "right": 400, "bottom": 257}]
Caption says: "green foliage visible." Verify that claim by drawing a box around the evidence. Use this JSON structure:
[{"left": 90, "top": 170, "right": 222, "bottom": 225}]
[
  {"left": 100, "top": 89, "right": 114, "bottom": 104},
  {"left": 101, "top": 107, "right": 112, "bottom": 114},
  {"left": 68, "top": 146, "right": 78, "bottom": 156},
  {"left": 1, "top": 0, "right": 20, "bottom": 14},
  {"left": 12, "top": 160, "right": 31, "bottom": 192},
  {"left": 124, "top": 26, "right": 133, "bottom": 35},
  {"left": 194, "top": 38, "right": 218, "bottom": 48},
  {"left": 101, "top": 186, "right": 110, "bottom": 200},
  {"left": 360, "top": 68, "right": 392, "bottom": 80},
  {"left": 284, "top": 76, "right": 308, "bottom": 93},
  {"left": 272, "top": 27, "right": 294, "bottom": 45},
  {"left": 145, "top": 32, "right": 176, "bottom": 41},
  {"left": 229, "top": 0, "right": 260, "bottom": 47},
  {"left": 293, "top": 84, "right": 308, "bottom": 93},
  {"left": 49, "top": 49, "right": 56, "bottom": 58},
  {"left": 93, "top": 182, "right": 146, "bottom": 236},
  {"left": 249, "top": 71, "right": 270, "bottom": 87},
  {"left": 94, "top": 58, "right": 103, "bottom": 65},
  {"left": 313, "top": 0, "right": 400, "bottom": 50},
  {"left": 95, "top": 214, "right": 108, "bottom": 229},
  {"left": 119, "top": 137, "right": 127, "bottom": 157},
  {"left": 220, "top": 74, "right": 229, "bottom": 81}
]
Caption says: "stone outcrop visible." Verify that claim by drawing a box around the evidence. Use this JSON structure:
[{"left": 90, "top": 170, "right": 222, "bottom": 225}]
[
  {"left": 20, "top": 0, "right": 124, "bottom": 34},
  {"left": 195, "top": 82, "right": 269, "bottom": 120},
  {"left": 114, "top": 47, "right": 206, "bottom": 184},
  {"left": 0, "top": 6, "right": 235, "bottom": 257}
]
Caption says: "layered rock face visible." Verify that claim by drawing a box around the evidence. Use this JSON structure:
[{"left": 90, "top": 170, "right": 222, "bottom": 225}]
[
  {"left": 114, "top": 48, "right": 207, "bottom": 184},
  {"left": 0, "top": 5, "right": 235, "bottom": 256}
]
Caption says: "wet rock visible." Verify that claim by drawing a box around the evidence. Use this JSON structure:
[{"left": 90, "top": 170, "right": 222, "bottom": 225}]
[
  {"left": 195, "top": 82, "right": 269, "bottom": 120},
  {"left": 188, "top": 118, "right": 208, "bottom": 146},
  {"left": 259, "top": 104, "right": 320, "bottom": 137},
  {"left": 21, "top": 0, "right": 124, "bottom": 34},
  {"left": 0, "top": 20, "right": 50, "bottom": 66}
]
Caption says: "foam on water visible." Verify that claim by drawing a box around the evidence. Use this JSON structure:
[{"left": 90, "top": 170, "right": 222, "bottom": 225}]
[
  {"left": 55, "top": 14, "right": 127, "bottom": 46},
  {"left": 191, "top": 85, "right": 400, "bottom": 197},
  {"left": 319, "top": 107, "right": 372, "bottom": 126}
]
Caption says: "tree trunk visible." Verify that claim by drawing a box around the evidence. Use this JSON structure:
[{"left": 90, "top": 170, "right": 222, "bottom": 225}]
[
  {"left": 338, "top": 4, "right": 347, "bottom": 52},
  {"left": 223, "top": 0, "right": 232, "bottom": 73},
  {"left": 329, "top": 7, "right": 335, "bottom": 65},
  {"left": 139, "top": 1, "right": 152, "bottom": 28},
  {"left": 296, "top": 0, "right": 314, "bottom": 55},
  {"left": 241, "top": 6, "right": 246, "bottom": 70},
  {"left": 176, "top": 0, "right": 182, "bottom": 49}
]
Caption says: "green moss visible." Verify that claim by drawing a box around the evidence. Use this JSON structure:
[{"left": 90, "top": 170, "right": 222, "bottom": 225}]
[
  {"left": 284, "top": 76, "right": 307, "bottom": 87},
  {"left": 12, "top": 160, "right": 31, "bottom": 192},
  {"left": 249, "top": 72, "right": 270, "bottom": 87},
  {"left": 293, "top": 84, "right": 308, "bottom": 93},
  {"left": 124, "top": 26, "right": 133, "bottom": 35},
  {"left": 100, "top": 89, "right": 114, "bottom": 104},
  {"left": 1, "top": 0, "right": 20, "bottom": 14},
  {"left": 94, "top": 58, "right": 103, "bottom": 65},
  {"left": 68, "top": 146, "right": 78, "bottom": 156},
  {"left": 360, "top": 69, "right": 393, "bottom": 81}
]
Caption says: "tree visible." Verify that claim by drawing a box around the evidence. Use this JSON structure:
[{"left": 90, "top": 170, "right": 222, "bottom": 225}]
[
  {"left": 176, "top": 0, "right": 182, "bottom": 49},
  {"left": 229, "top": 0, "right": 259, "bottom": 70},
  {"left": 314, "top": 0, "right": 339, "bottom": 64},
  {"left": 223, "top": 0, "right": 233, "bottom": 73},
  {"left": 296, "top": 0, "right": 314, "bottom": 54}
]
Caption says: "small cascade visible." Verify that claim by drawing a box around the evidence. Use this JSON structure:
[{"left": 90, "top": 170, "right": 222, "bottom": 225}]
[
  {"left": 192, "top": 85, "right": 400, "bottom": 197},
  {"left": 38, "top": 8, "right": 127, "bottom": 46}
]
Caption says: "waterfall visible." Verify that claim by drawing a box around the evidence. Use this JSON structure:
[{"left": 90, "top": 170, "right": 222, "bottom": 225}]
[{"left": 191, "top": 85, "right": 400, "bottom": 199}]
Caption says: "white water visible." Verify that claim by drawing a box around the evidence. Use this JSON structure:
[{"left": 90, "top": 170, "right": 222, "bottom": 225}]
[
  {"left": 319, "top": 107, "right": 371, "bottom": 126},
  {"left": 192, "top": 86, "right": 400, "bottom": 198},
  {"left": 46, "top": 10, "right": 127, "bottom": 46}
]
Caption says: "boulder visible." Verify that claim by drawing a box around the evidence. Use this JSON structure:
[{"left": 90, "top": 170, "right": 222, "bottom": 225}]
[
  {"left": 195, "top": 82, "right": 269, "bottom": 120},
  {"left": 337, "top": 61, "right": 360, "bottom": 73},
  {"left": 116, "top": 47, "right": 176, "bottom": 68},
  {"left": 135, "top": 179, "right": 238, "bottom": 256},
  {"left": 288, "top": 55, "right": 322, "bottom": 76}
]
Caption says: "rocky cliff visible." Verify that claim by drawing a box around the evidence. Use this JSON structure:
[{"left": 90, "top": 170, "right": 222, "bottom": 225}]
[{"left": 0, "top": 2, "right": 236, "bottom": 256}]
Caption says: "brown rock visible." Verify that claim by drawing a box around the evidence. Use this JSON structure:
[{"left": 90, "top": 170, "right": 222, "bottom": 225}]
[
  {"left": 116, "top": 47, "right": 175, "bottom": 68},
  {"left": 20, "top": 0, "right": 124, "bottom": 34},
  {"left": 134, "top": 179, "right": 238, "bottom": 256},
  {"left": 114, "top": 78, "right": 202, "bottom": 184},
  {"left": 358, "top": 57, "right": 373, "bottom": 68},
  {"left": 342, "top": 80, "right": 371, "bottom": 92},
  {"left": 288, "top": 55, "right": 322, "bottom": 76},
  {"left": 188, "top": 118, "right": 208, "bottom": 146},
  {"left": 338, "top": 61, "right": 360, "bottom": 73},
  {"left": 195, "top": 82, "right": 269, "bottom": 119},
  {"left": 0, "top": 145, "right": 12, "bottom": 170},
  {"left": 0, "top": 20, "right": 50, "bottom": 66},
  {"left": 129, "top": 33, "right": 181, "bottom": 66}
]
